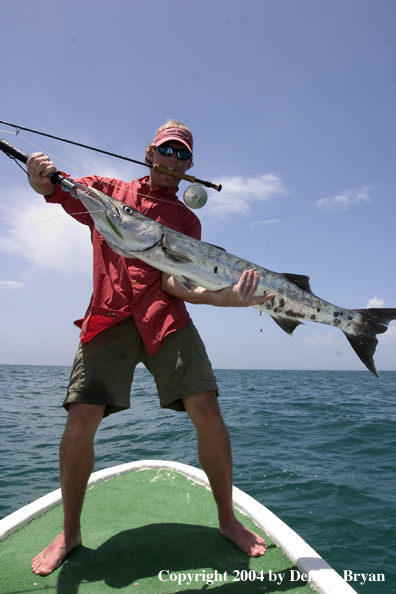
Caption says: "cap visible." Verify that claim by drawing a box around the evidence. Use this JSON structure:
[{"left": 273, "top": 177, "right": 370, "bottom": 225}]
[{"left": 153, "top": 126, "right": 193, "bottom": 152}]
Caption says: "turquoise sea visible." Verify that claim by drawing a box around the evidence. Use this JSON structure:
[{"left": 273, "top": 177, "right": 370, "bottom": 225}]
[{"left": 1, "top": 365, "right": 395, "bottom": 594}]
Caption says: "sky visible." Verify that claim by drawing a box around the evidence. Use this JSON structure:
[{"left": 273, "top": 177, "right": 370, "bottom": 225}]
[{"left": 0, "top": 0, "right": 395, "bottom": 373}]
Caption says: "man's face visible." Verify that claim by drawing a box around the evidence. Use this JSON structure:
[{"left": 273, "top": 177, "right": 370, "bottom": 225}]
[{"left": 148, "top": 140, "right": 193, "bottom": 190}]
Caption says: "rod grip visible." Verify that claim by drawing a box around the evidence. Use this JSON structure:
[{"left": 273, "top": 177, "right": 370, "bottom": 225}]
[
  {"left": 0, "top": 138, "right": 29, "bottom": 164},
  {"left": 0, "top": 138, "right": 72, "bottom": 190},
  {"left": 153, "top": 164, "right": 222, "bottom": 191},
  {"left": 153, "top": 164, "right": 196, "bottom": 183}
]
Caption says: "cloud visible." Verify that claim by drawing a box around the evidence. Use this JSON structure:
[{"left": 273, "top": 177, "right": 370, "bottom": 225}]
[
  {"left": 250, "top": 219, "right": 282, "bottom": 226},
  {"left": 303, "top": 332, "right": 343, "bottom": 346},
  {"left": 364, "top": 297, "right": 396, "bottom": 344},
  {"left": 0, "top": 280, "right": 24, "bottom": 289},
  {"left": 378, "top": 324, "right": 396, "bottom": 344},
  {"left": 0, "top": 169, "right": 286, "bottom": 274},
  {"left": 0, "top": 281, "right": 25, "bottom": 289},
  {"left": 316, "top": 186, "right": 371, "bottom": 211},
  {"left": 203, "top": 174, "right": 287, "bottom": 218},
  {"left": 367, "top": 296, "right": 385, "bottom": 308},
  {"left": 0, "top": 186, "right": 92, "bottom": 275},
  {"left": 0, "top": 156, "right": 138, "bottom": 277}
]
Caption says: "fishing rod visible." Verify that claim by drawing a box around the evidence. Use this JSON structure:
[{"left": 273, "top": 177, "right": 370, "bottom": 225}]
[
  {"left": 0, "top": 120, "right": 222, "bottom": 194},
  {"left": 0, "top": 135, "right": 212, "bottom": 210}
]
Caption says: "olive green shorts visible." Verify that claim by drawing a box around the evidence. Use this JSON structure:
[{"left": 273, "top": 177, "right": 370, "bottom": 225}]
[{"left": 64, "top": 317, "right": 218, "bottom": 416}]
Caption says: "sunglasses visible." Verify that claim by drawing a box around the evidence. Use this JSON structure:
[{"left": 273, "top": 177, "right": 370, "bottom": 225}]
[{"left": 157, "top": 145, "right": 192, "bottom": 161}]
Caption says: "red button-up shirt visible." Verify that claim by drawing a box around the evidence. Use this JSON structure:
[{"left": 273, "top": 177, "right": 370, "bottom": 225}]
[{"left": 46, "top": 175, "right": 201, "bottom": 355}]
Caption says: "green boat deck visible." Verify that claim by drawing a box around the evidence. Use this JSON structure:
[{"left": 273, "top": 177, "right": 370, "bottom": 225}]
[{"left": 0, "top": 467, "right": 316, "bottom": 593}]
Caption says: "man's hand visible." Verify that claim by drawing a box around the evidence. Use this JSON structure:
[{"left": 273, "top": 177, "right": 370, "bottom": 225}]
[
  {"left": 26, "top": 152, "right": 57, "bottom": 195},
  {"left": 162, "top": 269, "right": 275, "bottom": 307},
  {"left": 211, "top": 269, "right": 275, "bottom": 307}
]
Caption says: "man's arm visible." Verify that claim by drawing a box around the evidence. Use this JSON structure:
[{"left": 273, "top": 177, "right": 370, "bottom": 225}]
[
  {"left": 162, "top": 269, "right": 275, "bottom": 308},
  {"left": 26, "top": 152, "right": 57, "bottom": 196}
]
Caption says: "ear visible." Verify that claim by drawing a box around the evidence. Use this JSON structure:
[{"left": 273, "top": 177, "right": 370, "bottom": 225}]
[
  {"left": 147, "top": 145, "right": 156, "bottom": 161},
  {"left": 186, "top": 158, "right": 194, "bottom": 170}
]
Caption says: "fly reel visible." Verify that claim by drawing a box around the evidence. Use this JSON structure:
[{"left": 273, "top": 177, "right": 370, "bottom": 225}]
[{"left": 183, "top": 183, "right": 208, "bottom": 209}]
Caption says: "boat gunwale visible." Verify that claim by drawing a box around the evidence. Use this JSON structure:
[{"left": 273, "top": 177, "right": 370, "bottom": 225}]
[{"left": 0, "top": 459, "right": 356, "bottom": 594}]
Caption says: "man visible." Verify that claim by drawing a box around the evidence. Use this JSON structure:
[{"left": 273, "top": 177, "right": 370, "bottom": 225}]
[{"left": 26, "top": 121, "right": 273, "bottom": 576}]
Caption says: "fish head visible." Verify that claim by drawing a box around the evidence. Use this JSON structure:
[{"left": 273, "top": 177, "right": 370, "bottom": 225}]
[{"left": 77, "top": 186, "right": 163, "bottom": 257}]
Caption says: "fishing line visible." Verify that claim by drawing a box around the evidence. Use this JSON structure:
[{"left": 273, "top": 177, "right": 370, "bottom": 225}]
[
  {"left": 0, "top": 209, "right": 108, "bottom": 226},
  {"left": 1, "top": 129, "right": 110, "bottom": 177},
  {"left": 0, "top": 132, "right": 122, "bottom": 224},
  {"left": 26, "top": 212, "right": 99, "bottom": 224},
  {"left": 0, "top": 120, "right": 222, "bottom": 193},
  {"left": 0, "top": 128, "right": 213, "bottom": 212},
  {"left": 0, "top": 121, "right": 150, "bottom": 168},
  {"left": 0, "top": 158, "right": 157, "bottom": 226},
  {"left": 2, "top": 150, "right": 28, "bottom": 175}
]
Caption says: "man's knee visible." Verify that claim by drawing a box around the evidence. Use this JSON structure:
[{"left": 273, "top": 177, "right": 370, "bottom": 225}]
[
  {"left": 65, "top": 403, "right": 105, "bottom": 439},
  {"left": 183, "top": 391, "right": 223, "bottom": 428}
]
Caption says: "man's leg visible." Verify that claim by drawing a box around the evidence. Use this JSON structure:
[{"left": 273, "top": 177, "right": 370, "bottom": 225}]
[
  {"left": 31, "top": 403, "right": 106, "bottom": 576},
  {"left": 182, "top": 392, "right": 267, "bottom": 557}
]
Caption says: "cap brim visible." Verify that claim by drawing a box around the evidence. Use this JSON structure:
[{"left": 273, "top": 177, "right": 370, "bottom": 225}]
[
  {"left": 153, "top": 127, "right": 193, "bottom": 153},
  {"left": 156, "top": 135, "right": 192, "bottom": 152}
]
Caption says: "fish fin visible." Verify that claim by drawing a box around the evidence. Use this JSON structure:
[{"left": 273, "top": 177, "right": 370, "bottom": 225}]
[
  {"left": 282, "top": 273, "right": 312, "bottom": 293},
  {"left": 271, "top": 316, "right": 304, "bottom": 335},
  {"left": 203, "top": 241, "right": 226, "bottom": 251},
  {"left": 356, "top": 308, "right": 396, "bottom": 334},
  {"left": 344, "top": 308, "right": 396, "bottom": 377},
  {"left": 175, "top": 275, "right": 195, "bottom": 292},
  {"left": 344, "top": 333, "right": 380, "bottom": 378},
  {"left": 162, "top": 247, "right": 192, "bottom": 263}
]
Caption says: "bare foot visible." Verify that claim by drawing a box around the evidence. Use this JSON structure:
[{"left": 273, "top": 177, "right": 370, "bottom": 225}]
[
  {"left": 220, "top": 519, "right": 267, "bottom": 557},
  {"left": 31, "top": 531, "right": 82, "bottom": 575}
]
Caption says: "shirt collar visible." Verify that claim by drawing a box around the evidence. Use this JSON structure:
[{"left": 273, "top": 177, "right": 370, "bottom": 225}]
[{"left": 137, "top": 176, "right": 180, "bottom": 201}]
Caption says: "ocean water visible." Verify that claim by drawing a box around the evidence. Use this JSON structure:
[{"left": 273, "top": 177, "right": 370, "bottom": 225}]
[{"left": 0, "top": 365, "right": 395, "bottom": 594}]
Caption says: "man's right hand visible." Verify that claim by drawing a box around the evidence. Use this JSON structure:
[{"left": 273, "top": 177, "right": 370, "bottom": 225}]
[{"left": 26, "top": 152, "right": 57, "bottom": 195}]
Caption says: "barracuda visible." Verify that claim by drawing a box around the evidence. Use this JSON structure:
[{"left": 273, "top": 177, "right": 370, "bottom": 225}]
[{"left": 75, "top": 185, "right": 396, "bottom": 378}]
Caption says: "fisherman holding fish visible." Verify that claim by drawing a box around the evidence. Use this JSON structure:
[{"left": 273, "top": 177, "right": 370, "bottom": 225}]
[{"left": 26, "top": 121, "right": 275, "bottom": 576}]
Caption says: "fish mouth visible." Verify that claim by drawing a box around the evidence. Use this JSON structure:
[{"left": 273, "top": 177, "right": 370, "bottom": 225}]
[
  {"left": 85, "top": 185, "right": 165, "bottom": 253},
  {"left": 87, "top": 187, "right": 117, "bottom": 208},
  {"left": 87, "top": 186, "right": 122, "bottom": 216},
  {"left": 85, "top": 186, "right": 123, "bottom": 237}
]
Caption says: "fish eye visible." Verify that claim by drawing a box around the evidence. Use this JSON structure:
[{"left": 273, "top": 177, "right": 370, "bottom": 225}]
[{"left": 123, "top": 206, "right": 133, "bottom": 215}]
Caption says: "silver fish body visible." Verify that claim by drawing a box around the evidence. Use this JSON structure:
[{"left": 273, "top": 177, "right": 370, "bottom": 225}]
[{"left": 75, "top": 185, "right": 396, "bottom": 377}]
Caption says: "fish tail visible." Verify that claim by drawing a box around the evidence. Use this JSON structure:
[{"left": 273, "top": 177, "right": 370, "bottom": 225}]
[{"left": 344, "top": 308, "right": 396, "bottom": 377}]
